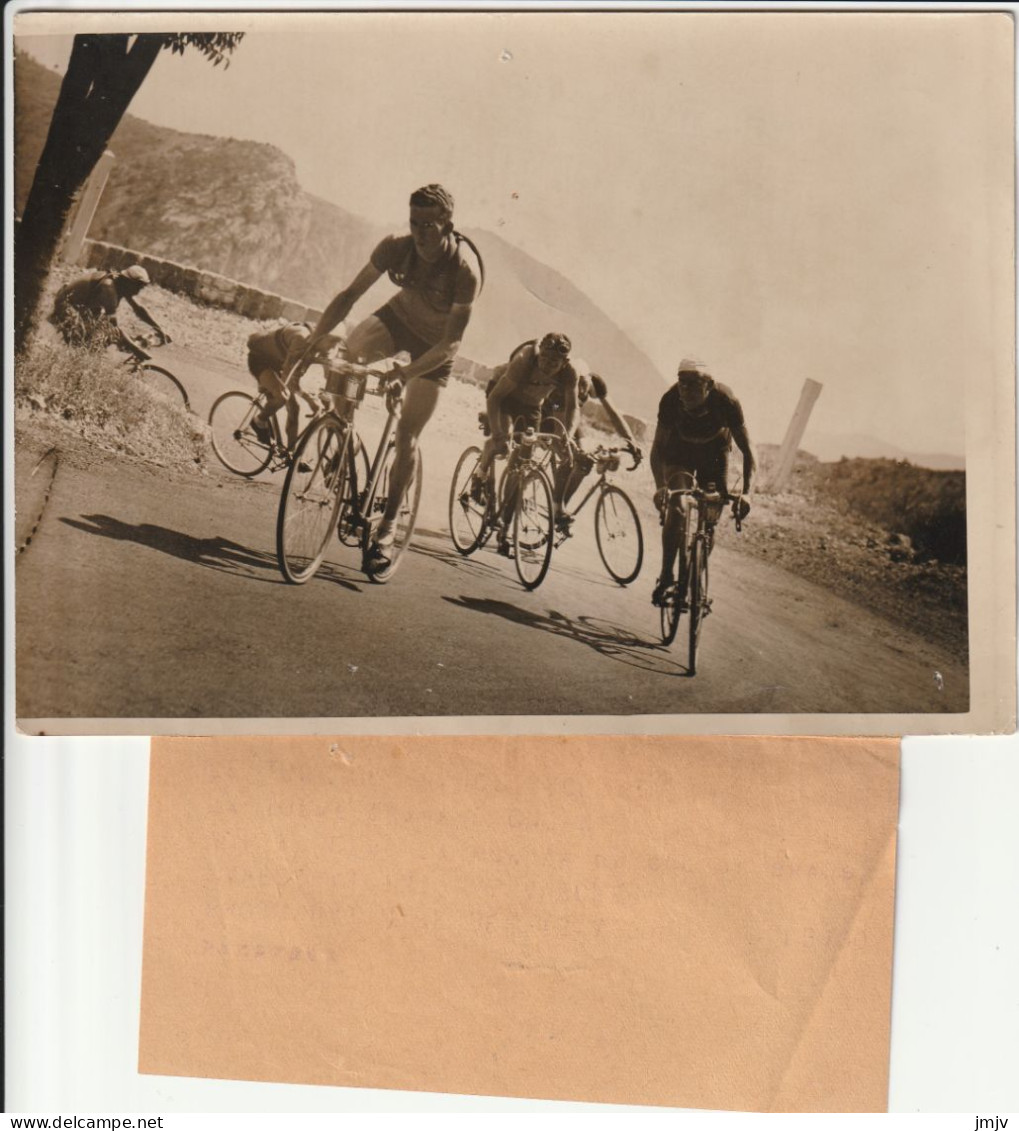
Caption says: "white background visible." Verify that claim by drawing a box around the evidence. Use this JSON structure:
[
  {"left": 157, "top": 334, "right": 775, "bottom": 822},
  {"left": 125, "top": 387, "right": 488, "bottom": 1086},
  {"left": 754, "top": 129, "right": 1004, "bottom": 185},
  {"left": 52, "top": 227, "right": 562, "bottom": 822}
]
[{"left": 5, "top": 733, "right": 1019, "bottom": 1113}]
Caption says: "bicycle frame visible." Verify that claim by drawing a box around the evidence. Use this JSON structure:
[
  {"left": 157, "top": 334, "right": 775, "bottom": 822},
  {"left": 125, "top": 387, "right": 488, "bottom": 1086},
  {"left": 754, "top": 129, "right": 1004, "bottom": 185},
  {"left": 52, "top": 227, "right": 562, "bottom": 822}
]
[{"left": 341, "top": 382, "right": 403, "bottom": 550}]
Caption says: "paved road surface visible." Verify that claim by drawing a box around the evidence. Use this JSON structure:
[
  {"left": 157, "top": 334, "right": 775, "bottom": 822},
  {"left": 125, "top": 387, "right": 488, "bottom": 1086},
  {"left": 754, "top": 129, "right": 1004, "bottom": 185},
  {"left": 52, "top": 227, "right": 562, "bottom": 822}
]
[{"left": 15, "top": 347, "right": 969, "bottom": 722}]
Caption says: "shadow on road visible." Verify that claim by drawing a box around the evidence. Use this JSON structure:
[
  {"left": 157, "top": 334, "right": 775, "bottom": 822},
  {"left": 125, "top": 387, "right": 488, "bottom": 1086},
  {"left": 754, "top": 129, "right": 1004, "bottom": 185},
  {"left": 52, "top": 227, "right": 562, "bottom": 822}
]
[
  {"left": 407, "top": 528, "right": 519, "bottom": 589},
  {"left": 60, "top": 512, "right": 361, "bottom": 591},
  {"left": 443, "top": 594, "right": 690, "bottom": 676}
]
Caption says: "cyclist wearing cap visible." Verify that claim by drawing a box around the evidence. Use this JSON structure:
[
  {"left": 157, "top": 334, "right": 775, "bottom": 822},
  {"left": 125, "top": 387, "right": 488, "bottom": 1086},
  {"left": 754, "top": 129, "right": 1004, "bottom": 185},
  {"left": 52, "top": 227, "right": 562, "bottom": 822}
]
[
  {"left": 541, "top": 365, "right": 643, "bottom": 529},
  {"left": 245, "top": 321, "right": 342, "bottom": 454},
  {"left": 471, "top": 332, "right": 579, "bottom": 554},
  {"left": 304, "top": 184, "right": 482, "bottom": 573},
  {"left": 475, "top": 333, "right": 579, "bottom": 480},
  {"left": 650, "top": 358, "right": 755, "bottom": 607},
  {"left": 50, "top": 265, "right": 171, "bottom": 359}
]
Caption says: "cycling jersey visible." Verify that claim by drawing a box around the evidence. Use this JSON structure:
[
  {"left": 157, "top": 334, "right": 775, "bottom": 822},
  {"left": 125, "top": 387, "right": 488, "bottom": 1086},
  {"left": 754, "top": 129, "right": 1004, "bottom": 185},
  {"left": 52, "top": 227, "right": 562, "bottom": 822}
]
[
  {"left": 370, "top": 233, "right": 481, "bottom": 345},
  {"left": 491, "top": 340, "right": 579, "bottom": 408},
  {"left": 246, "top": 322, "right": 311, "bottom": 377},
  {"left": 656, "top": 382, "right": 745, "bottom": 449}
]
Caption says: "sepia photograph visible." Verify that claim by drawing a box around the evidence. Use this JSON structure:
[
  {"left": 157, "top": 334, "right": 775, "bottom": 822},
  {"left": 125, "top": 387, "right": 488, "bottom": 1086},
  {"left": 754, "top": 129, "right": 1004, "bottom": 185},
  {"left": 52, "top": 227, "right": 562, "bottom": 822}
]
[{"left": 10, "top": 8, "right": 1015, "bottom": 734}]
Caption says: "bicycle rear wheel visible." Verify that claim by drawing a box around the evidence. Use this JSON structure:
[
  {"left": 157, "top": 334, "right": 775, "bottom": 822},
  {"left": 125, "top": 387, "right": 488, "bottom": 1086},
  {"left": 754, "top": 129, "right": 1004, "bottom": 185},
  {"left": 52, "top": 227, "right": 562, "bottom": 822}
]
[
  {"left": 449, "top": 445, "right": 492, "bottom": 555},
  {"left": 595, "top": 484, "right": 644, "bottom": 585},
  {"left": 687, "top": 536, "right": 710, "bottom": 675},
  {"left": 513, "top": 468, "right": 555, "bottom": 590},
  {"left": 276, "top": 415, "right": 350, "bottom": 584},
  {"left": 208, "top": 390, "right": 273, "bottom": 476},
  {"left": 138, "top": 363, "right": 190, "bottom": 411},
  {"left": 369, "top": 443, "right": 423, "bottom": 583}
]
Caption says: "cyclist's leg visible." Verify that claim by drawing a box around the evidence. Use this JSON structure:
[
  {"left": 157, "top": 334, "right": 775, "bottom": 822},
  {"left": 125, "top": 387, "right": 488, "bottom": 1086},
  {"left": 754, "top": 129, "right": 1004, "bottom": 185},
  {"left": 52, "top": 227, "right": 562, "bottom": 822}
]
[
  {"left": 377, "top": 375, "right": 441, "bottom": 536},
  {"left": 559, "top": 432, "right": 593, "bottom": 513},
  {"left": 344, "top": 314, "right": 396, "bottom": 364},
  {"left": 654, "top": 466, "right": 692, "bottom": 604},
  {"left": 253, "top": 368, "right": 287, "bottom": 438},
  {"left": 284, "top": 392, "right": 303, "bottom": 453},
  {"left": 698, "top": 445, "right": 729, "bottom": 555}
]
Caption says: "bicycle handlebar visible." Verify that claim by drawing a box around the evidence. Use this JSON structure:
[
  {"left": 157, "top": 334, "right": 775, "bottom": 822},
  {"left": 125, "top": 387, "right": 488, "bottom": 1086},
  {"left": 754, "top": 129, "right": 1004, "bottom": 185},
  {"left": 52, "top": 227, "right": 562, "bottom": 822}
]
[{"left": 591, "top": 444, "right": 641, "bottom": 473}]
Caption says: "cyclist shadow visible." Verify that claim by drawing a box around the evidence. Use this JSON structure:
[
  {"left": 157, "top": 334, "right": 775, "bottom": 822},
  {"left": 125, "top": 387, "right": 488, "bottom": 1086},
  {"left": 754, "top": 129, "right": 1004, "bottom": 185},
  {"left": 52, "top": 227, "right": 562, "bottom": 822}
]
[
  {"left": 407, "top": 527, "right": 516, "bottom": 587},
  {"left": 443, "top": 595, "right": 690, "bottom": 676},
  {"left": 60, "top": 512, "right": 360, "bottom": 592}
]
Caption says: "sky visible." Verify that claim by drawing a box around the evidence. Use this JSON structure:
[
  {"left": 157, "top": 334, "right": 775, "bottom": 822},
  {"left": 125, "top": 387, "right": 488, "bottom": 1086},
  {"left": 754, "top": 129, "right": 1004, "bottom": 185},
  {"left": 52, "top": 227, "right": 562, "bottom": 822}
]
[{"left": 13, "top": 9, "right": 1015, "bottom": 456}]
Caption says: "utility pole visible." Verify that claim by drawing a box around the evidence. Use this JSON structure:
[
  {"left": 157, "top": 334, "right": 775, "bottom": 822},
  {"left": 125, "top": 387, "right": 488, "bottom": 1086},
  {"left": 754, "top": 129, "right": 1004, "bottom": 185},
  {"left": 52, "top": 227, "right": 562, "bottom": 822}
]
[
  {"left": 765, "top": 378, "right": 823, "bottom": 492},
  {"left": 62, "top": 150, "right": 116, "bottom": 265}
]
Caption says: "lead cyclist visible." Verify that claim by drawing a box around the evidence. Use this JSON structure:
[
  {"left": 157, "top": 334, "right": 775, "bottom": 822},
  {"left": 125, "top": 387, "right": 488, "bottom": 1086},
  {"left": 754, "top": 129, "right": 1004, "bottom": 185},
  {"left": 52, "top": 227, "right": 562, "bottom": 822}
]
[{"left": 650, "top": 358, "right": 754, "bottom": 607}]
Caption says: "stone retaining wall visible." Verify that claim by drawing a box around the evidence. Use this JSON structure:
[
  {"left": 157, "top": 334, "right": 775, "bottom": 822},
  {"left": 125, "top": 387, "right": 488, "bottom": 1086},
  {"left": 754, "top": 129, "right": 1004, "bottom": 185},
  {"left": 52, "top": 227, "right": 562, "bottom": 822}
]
[{"left": 81, "top": 239, "right": 324, "bottom": 325}]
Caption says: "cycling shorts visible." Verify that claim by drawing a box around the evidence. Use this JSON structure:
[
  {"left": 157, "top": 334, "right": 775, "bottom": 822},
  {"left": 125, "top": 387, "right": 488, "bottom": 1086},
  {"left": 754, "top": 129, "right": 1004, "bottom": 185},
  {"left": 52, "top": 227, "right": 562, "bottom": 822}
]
[
  {"left": 662, "top": 441, "right": 729, "bottom": 496},
  {"left": 496, "top": 395, "right": 542, "bottom": 436},
  {"left": 373, "top": 304, "right": 453, "bottom": 386}
]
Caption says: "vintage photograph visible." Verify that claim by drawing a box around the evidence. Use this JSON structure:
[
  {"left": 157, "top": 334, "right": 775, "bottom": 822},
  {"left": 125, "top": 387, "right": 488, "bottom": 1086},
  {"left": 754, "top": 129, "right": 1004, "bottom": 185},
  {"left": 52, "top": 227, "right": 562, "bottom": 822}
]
[{"left": 10, "top": 10, "right": 1015, "bottom": 733}]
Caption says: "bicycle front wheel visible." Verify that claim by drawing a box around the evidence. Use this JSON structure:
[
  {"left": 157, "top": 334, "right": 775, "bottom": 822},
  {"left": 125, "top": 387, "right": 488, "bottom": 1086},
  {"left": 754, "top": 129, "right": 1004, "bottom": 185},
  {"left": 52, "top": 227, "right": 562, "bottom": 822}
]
[
  {"left": 448, "top": 445, "right": 491, "bottom": 555},
  {"left": 595, "top": 485, "right": 644, "bottom": 585},
  {"left": 276, "top": 415, "right": 350, "bottom": 584},
  {"left": 513, "top": 468, "right": 555, "bottom": 590},
  {"left": 138, "top": 363, "right": 190, "bottom": 411},
  {"left": 208, "top": 390, "right": 273, "bottom": 476},
  {"left": 687, "top": 536, "right": 710, "bottom": 675},
  {"left": 369, "top": 443, "right": 423, "bottom": 583}
]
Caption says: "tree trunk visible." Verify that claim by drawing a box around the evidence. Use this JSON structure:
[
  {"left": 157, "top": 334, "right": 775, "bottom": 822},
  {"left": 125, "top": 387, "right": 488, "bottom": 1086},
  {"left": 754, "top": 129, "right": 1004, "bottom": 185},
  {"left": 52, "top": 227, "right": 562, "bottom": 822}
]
[{"left": 14, "top": 33, "right": 164, "bottom": 352}]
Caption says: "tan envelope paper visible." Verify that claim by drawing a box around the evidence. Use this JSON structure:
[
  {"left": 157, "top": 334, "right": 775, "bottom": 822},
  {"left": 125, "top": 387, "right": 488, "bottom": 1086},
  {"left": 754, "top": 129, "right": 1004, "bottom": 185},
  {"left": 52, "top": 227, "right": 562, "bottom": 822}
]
[{"left": 140, "top": 734, "right": 899, "bottom": 1112}]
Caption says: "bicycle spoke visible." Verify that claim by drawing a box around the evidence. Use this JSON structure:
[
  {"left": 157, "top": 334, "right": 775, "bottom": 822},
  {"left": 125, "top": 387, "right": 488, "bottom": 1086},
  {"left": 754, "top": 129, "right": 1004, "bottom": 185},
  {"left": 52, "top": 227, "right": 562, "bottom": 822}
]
[
  {"left": 595, "top": 485, "right": 643, "bottom": 585},
  {"left": 208, "top": 391, "right": 273, "bottom": 476},
  {"left": 276, "top": 418, "right": 348, "bottom": 583}
]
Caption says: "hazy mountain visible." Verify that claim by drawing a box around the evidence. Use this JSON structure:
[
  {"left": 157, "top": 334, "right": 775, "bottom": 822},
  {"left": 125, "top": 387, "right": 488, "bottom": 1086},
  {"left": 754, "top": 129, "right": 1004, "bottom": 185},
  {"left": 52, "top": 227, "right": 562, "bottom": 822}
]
[
  {"left": 15, "top": 49, "right": 667, "bottom": 420},
  {"left": 802, "top": 432, "right": 965, "bottom": 471}
]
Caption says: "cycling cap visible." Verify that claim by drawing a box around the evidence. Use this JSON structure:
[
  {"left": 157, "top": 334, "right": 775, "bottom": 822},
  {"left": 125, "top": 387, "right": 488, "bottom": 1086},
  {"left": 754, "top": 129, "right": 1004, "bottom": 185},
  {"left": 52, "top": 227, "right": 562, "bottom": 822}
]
[
  {"left": 410, "top": 184, "right": 455, "bottom": 217},
  {"left": 677, "top": 357, "right": 711, "bottom": 380},
  {"left": 539, "top": 332, "right": 572, "bottom": 356},
  {"left": 120, "top": 265, "right": 150, "bottom": 286}
]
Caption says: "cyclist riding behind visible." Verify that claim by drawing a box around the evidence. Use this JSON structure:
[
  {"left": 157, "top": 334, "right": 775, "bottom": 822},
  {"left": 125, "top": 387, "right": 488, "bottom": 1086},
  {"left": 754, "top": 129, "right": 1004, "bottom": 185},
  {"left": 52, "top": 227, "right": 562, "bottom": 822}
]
[
  {"left": 300, "top": 184, "right": 482, "bottom": 574},
  {"left": 246, "top": 321, "right": 342, "bottom": 454},
  {"left": 473, "top": 332, "right": 579, "bottom": 553},
  {"left": 50, "top": 265, "right": 170, "bottom": 360},
  {"left": 541, "top": 363, "right": 643, "bottom": 530},
  {"left": 650, "top": 358, "right": 755, "bottom": 607}
]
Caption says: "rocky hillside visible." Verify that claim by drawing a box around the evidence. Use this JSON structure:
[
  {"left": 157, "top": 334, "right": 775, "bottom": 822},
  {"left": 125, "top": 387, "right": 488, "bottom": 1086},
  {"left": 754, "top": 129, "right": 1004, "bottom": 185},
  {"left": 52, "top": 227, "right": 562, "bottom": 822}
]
[{"left": 15, "top": 48, "right": 666, "bottom": 419}]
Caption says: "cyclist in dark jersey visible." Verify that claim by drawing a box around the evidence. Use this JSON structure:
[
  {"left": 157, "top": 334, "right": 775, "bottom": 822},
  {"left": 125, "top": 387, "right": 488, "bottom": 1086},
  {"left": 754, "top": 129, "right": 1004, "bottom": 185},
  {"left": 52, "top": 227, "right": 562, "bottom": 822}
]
[
  {"left": 541, "top": 366, "right": 642, "bottom": 529},
  {"left": 50, "top": 265, "right": 170, "bottom": 359},
  {"left": 650, "top": 358, "right": 755, "bottom": 606},
  {"left": 303, "top": 184, "right": 482, "bottom": 573}
]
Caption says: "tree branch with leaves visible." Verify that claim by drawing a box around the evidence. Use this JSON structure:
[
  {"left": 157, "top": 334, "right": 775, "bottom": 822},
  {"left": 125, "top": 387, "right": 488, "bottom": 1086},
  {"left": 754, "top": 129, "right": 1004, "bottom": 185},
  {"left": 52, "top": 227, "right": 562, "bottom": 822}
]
[{"left": 14, "top": 31, "right": 244, "bottom": 351}]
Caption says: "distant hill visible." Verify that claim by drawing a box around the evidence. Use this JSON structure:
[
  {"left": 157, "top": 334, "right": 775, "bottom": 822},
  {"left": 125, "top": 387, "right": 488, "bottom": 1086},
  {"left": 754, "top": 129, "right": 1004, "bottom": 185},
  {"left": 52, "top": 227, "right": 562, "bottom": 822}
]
[
  {"left": 14, "top": 48, "right": 666, "bottom": 421},
  {"left": 801, "top": 431, "right": 965, "bottom": 471}
]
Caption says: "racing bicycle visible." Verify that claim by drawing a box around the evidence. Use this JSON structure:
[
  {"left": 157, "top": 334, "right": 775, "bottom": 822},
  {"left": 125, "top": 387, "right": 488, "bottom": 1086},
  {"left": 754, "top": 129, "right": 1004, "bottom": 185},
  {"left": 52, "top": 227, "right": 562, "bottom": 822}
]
[
  {"left": 448, "top": 420, "right": 559, "bottom": 590},
  {"left": 276, "top": 359, "right": 422, "bottom": 586},
  {"left": 657, "top": 478, "right": 746, "bottom": 675},
  {"left": 550, "top": 438, "right": 644, "bottom": 586},
  {"left": 127, "top": 337, "right": 191, "bottom": 411},
  {"left": 208, "top": 384, "right": 320, "bottom": 477}
]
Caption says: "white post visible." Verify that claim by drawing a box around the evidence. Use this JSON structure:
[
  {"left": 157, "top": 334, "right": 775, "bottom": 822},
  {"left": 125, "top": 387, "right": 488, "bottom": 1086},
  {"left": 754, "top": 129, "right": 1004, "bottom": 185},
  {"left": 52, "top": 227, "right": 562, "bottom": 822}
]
[
  {"left": 62, "top": 150, "right": 116, "bottom": 265},
  {"left": 765, "top": 378, "right": 823, "bottom": 493}
]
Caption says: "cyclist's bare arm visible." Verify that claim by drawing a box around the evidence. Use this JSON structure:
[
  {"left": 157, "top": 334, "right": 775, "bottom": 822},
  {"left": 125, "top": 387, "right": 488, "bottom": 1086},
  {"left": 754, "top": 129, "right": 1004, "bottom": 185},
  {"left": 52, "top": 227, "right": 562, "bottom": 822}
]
[
  {"left": 309, "top": 262, "right": 383, "bottom": 348},
  {"left": 558, "top": 380, "right": 579, "bottom": 438},
  {"left": 730, "top": 423, "right": 755, "bottom": 492},
  {"left": 125, "top": 295, "right": 169, "bottom": 341},
  {"left": 600, "top": 393, "right": 638, "bottom": 448},
  {"left": 650, "top": 423, "right": 671, "bottom": 492},
  {"left": 397, "top": 301, "right": 474, "bottom": 383}
]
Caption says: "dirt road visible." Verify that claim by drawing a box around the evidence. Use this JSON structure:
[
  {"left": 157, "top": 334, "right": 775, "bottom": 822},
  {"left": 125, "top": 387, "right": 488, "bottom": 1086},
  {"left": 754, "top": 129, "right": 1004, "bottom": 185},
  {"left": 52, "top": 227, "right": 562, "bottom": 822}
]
[{"left": 15, "top": 349, "right": 968, "bottom": 723}]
